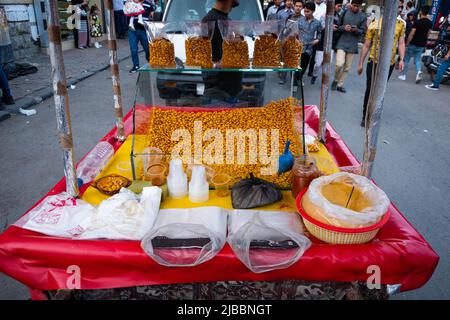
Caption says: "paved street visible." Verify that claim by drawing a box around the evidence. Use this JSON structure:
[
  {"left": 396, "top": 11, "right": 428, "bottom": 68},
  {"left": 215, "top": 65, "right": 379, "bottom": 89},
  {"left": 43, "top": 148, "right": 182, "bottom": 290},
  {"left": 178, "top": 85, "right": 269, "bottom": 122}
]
[{"left": 0, "top": 49, "right": 449, "bottom": 299}]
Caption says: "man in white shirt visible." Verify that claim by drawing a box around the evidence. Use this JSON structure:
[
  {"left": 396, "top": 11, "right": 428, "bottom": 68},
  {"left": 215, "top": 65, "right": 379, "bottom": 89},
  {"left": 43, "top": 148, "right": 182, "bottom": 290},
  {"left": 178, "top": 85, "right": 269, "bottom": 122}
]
[
  {"left": 308, "top": 0, "right": 326, "bottom": 78},
  {"left": 313, "top": 0, "right": 327, "bottom": 20}
]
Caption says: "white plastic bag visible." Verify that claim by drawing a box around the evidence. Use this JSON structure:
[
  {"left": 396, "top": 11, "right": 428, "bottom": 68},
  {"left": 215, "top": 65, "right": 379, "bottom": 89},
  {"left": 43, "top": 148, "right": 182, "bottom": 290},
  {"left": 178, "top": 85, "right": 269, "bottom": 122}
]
[
  {"left": 82, "top": 187, "right": 162, "bottom": 240},
  {"left": 141, "top": 206, "right": 228, "bottom": 267},
  {"left": 228, "top": 210, "right": 311, "bottom": 273},
  {"left": 16, "top": 193, "right": 95, "bottom": 238},
  {"left": 303, "top": 172, "right": 390, "bottom": 228},
  {"left": 16, "top": 187, "right": 162, "bottom": 240}
]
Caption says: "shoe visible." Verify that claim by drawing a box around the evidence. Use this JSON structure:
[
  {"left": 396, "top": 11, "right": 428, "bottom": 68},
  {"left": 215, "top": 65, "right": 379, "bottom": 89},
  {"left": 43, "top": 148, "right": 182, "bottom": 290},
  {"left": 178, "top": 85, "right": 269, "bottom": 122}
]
[
  {"left": 336, "top": 86, "right": 347, "bottom": 93},
  {"left": 425, "top": 84, "right": 439, "bottom": 91},
  {"left": 416, "top": 71, "right": 423, "bottom": 84},
  {"left": 129, "top": 66, "right": 139, "bottom": 73},
  {"left": 360, "top": 119, "right": 365, "bottom": 127},
  {"left": 398, "top": 75, "right": 406, "bottom": 81},
  {"left": 2, "top": 96, "right": 15, "bottom": 105},
  {"left": 278, "top": 79, "right": 286, "bottom": 85},
  {"left": 331, "top": 80, "right": 337, "bottom": 90},
  {"left": 94, "top": 42, "right": 102, "bottom": 49},
  {"left": 311, "top": 76, "right": 317, "bottom": 85}
]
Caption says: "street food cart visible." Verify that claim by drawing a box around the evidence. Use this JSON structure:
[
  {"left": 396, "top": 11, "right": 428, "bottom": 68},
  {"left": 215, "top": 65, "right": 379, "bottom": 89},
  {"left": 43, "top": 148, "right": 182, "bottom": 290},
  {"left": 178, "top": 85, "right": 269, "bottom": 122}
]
[{"left": 0, "top": 0, "right": 439, "bottom": 300}]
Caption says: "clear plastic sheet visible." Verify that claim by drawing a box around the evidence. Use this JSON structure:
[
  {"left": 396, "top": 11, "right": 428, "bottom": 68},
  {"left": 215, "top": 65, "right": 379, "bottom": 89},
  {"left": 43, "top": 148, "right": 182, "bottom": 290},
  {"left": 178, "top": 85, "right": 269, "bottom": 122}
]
[
  {"left": 144, "top": 22, "right": 178, "bottom": 67},
  {"left": 252, "top": 20, "right": 282, "bottom": 68},
  {"left": 141, "top": 207, "right": 228, "bottom": 267},
  {"left": 183, "top": 21, "right": 215, "bottom": 68},
  {"left": 217, "top": 20, "right": 251, "bottom": 68},
  {"left": 228, "top": 210, "right": 311, "bottom": 273}
]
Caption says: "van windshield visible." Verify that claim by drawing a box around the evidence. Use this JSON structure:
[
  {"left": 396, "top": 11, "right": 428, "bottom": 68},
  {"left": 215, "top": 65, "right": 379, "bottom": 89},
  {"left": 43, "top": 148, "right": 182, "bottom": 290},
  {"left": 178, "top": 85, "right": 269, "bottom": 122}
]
[{"left": 165, "top": 0, "right": 262, "bottom": 22}]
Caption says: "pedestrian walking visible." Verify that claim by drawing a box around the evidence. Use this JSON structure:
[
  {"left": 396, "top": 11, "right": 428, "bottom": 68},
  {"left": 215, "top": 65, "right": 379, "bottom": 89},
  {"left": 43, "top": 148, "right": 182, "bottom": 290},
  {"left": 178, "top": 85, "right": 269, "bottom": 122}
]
[
  {"left": 405, "top": 11, "right": 416, "bottom": 41},
  {"left": 114, "top": 0, "right": 127, "bottom": 39},
  {"left": 278, "top": 0, "right": 303, "bottom": 85},
  {"left": 0, "top": 64, "right": 14, "bottom": 110},
  {"left": 267, "top": 0, "right": 282, "bottom": 20},
  {"left": 128, "top": 0, "right": 156, "bottom": 73},
  {"left": 405, "top": 1, "right": 416, "bottom": 16},
  {"left": 331, "top": 0, "right": 366, "bottom": 93},
  {"left": 310, "top": 0, "right": 344, "bottom": 85},
  {"left": 89, "top": 4, "right": 103, "bottom": 49},
  {"left": 357, "top": 4, "right": 406, "bottom": 127},
  {"left": 277, "top": 0, "right": 294, "bottom": 23},
  {"left": 307, "top": 0, "right": 327, "bottom": 78},
  {"left": 399, "top": 6, "right": 432, "bottom": 83},
  {"left": 72, "top": 0, "right": 90, "bottom": 49},
  {"left": 296, "top": 2, "right": 322, "bottom": 85},
  {"left": 289, "top": 0, "right": 304, "bottom": 22}
]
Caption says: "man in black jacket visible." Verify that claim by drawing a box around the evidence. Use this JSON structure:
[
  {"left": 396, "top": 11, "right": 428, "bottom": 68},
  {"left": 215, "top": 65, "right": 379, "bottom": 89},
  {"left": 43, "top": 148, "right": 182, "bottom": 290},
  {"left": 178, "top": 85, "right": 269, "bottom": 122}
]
[{"left": 202, "top": 0, "right": 243, "bottom": 104}]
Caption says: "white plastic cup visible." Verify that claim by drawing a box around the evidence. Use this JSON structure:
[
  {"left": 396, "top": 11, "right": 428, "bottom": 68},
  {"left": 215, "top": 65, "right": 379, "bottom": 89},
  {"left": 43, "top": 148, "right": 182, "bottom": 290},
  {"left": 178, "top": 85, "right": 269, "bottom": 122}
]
[
  {"left": 167, "top": 159, "right": 188, "bottom": 198},
  {"left": 189, "top": 165, "right": 209, "bottom": 203}
]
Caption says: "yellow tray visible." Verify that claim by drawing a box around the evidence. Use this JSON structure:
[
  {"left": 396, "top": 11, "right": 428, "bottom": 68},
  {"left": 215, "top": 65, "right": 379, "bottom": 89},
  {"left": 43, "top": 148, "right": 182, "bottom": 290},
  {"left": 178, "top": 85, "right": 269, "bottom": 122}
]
[{"left": 81, "top": 135, "right": 340, "bottom": 209}]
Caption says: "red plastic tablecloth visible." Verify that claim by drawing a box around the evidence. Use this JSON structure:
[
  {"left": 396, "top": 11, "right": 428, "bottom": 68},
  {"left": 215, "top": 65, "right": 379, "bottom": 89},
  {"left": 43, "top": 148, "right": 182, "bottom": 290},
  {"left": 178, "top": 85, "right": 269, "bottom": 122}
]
[{"left": 0, "top": 105, "right": 439, "bottom": 296}]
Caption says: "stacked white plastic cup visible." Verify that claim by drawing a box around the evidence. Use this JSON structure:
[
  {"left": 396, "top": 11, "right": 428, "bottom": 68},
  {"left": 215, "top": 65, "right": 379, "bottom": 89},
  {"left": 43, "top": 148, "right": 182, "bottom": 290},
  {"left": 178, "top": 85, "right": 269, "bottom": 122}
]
[
  {"left": 189, "top": 165, "right": 209, "bottom": 203},
  {"left": 167, "top": 159, "right": 188, "bottom": 198}
]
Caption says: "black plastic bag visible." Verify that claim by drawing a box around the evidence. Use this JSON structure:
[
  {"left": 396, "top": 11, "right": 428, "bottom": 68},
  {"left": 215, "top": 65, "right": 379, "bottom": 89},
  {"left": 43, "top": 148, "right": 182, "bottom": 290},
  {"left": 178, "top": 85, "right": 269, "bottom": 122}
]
[{"left": 231, "top": 174, "right": 282, "bottom": 209}]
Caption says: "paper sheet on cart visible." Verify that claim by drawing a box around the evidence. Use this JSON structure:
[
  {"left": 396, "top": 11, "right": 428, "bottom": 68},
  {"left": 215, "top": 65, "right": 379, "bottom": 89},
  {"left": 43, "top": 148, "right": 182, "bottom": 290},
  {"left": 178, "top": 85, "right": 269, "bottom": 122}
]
[{"left": 15, "top": 187, "right": 162, "bottom": 240}]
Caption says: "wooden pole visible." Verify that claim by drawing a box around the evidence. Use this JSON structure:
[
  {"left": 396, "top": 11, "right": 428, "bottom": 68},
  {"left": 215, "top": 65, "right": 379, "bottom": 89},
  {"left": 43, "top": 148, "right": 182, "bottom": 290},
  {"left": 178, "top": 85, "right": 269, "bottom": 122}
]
[
  {"left": 318, "top": 0, "right": 335, "bottom": 143},
  {"left": 105, "top": 0, "right": 126, "bottom": 141},
  {"left": 47, "top": 0, "right": 79, "bottom": 197},
  {"left": 362, "top": 0, "right": 399, "bottom": 178}
]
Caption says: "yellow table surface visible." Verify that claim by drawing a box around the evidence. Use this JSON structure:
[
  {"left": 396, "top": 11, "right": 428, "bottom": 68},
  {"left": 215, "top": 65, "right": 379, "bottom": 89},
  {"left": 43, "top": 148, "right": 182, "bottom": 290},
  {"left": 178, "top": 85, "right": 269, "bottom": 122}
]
[{"left": 81, "top": 135, "right": 340, "bottom": 209}]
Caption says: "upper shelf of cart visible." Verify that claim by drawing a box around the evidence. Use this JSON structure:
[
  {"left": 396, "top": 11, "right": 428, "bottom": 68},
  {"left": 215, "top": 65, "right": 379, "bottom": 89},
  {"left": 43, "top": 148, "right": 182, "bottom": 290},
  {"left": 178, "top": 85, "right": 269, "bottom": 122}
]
[
  {"left": 138, "top": 64, "right": 301, "bottom": 73},
  {"left": 160, "top": 0, "right": 265, "bottom": 62}
]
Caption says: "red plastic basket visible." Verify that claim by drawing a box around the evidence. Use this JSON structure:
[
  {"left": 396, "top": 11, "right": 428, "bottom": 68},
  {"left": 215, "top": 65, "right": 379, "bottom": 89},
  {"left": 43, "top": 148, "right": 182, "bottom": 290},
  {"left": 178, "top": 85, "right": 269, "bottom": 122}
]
[{"left": 295, "top": 188, "right": 391, "bottom": 244}]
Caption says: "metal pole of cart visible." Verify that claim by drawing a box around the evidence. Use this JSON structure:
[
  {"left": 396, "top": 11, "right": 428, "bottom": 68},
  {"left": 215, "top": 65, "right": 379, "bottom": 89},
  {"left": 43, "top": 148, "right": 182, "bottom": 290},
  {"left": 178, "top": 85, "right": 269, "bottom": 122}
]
[
  {"left": 362, "top": 0, "right": 399, "bottom": 178},
  {"left": 47, "top": 0, "right": 79, "bottom": 197},
  {"left": 105, "top": 0, "right": 126, "bottom": 141},
  {"left": 318, "top": 0, "right": 335, "bottom": 143}
]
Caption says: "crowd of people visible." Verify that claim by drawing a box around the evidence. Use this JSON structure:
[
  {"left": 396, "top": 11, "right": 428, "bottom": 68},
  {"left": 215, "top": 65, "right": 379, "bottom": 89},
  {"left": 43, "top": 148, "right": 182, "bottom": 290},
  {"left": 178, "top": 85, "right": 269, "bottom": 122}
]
[
  {"left": 70, "top": 0, "right": 157, "bottom": 73},
  {"left": 265, "top": 0, "right": 448, "bottom": 127}
]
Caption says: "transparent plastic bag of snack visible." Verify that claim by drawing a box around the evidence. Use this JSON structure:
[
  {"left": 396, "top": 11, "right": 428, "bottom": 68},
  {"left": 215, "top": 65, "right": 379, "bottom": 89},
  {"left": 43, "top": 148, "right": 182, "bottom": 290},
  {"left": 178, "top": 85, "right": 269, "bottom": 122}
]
[
  {"left": 144, "top": 21, "right": 177, "bottom": 67},
  {"left": 218, "top": 20, "right": 251, "bottom": 68},
  {"left": 252, "top": 20, "right": 282, "bottom": 68},
  {"left": 280, "top": 19, "right": 303, "bottom": 68},
  {"left": 141, "top": 207, "right": 228, "bottom": 267},
  {"left": 228, "top": 210, "right": 311, "bottom": 273},
  {"left": 183, "top": 21, "right": 215, "bottom": 68}
]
